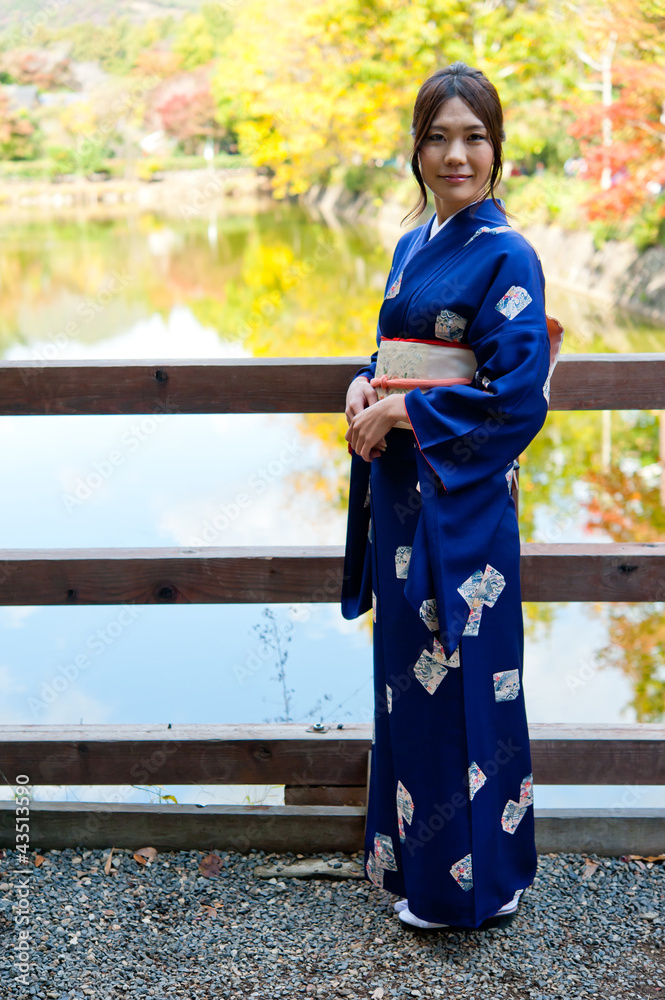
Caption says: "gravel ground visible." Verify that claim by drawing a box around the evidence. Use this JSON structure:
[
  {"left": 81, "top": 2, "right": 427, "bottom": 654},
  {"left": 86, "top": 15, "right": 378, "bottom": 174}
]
[{"left": 0, "top": 848, "right": 663, "bottom": 999}]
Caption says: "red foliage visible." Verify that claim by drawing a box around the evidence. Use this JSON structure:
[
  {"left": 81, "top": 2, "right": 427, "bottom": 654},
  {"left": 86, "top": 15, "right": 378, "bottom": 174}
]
[
  {"left": 154, "top": 82, "right": 218, "bottom": 153},
  {"left": 0, "top": 48, "right": 72, "bottom": 90},
  {"left": 567, "top": 58, "right": 665, "bottom": 223}
]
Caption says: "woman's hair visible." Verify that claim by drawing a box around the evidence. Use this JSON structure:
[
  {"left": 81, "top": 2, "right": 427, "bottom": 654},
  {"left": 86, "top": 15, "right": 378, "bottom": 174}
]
[{"left": 402, "top": 62, "right": 506, "bottom": 226}]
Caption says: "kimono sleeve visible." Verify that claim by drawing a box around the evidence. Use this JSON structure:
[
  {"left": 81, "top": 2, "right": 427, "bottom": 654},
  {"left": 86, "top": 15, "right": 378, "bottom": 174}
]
[
  {"left": 341, "top": 243, "right": 405, "bottom": 618},
  {"left": 403, "top": 243, "right": 551, "bottom": 493}
]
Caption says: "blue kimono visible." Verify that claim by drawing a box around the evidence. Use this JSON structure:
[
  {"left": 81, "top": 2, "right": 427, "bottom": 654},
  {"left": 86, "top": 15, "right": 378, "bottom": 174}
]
[{"left": 341, "top": 198, "right": 553, "bottom": 928}]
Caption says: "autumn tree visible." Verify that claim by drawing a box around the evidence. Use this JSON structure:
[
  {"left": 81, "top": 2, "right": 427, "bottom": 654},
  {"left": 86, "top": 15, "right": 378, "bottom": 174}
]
[
  {"left": 211, "top": 0, "right": 581, "bottom": 198},
  {"left": 0, "top": 46, "right": 73, "bottom": 89},
  {"left": 567, "top": 0, "right": 665, "bottom": 239},
  {"left": 0, "top": 87, "right": 39, "bottom": 159},
  {"left": 152, "top": 70, "right": 224, "bottom": 154},
  {"left": 172, "top": 3, "right": 235, "bottom": 70}
]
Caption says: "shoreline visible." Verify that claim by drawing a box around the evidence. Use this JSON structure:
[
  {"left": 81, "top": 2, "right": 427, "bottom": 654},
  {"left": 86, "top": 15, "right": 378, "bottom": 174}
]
[
  {"left": 0, "top": 166, "right": 273, "bottom": 219},
  {"left": 0, "top": 167, "right": 662, "bottom": 326}
]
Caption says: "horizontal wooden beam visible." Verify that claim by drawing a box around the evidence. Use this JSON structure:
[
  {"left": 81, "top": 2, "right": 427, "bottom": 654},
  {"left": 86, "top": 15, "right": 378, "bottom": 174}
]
[
  {"left": 548, "top": 354, "right": 665, "bottom": 410},
  {"left": 0, "top": 802, "right": 662, "bottom": 855},
  {"left": 519, "top": 543, "right": 665, "bottom": 602},
  {"left": 0, "top": 802, "right": 366, "bottom": 854},
  {"left": 0, "top": 358, "right": 352, "bottom": 416},
  {"left": 2, "top": 723, "right": 663, "bottom": 786},
  {"left": 0, "top": 546, "right": 346, "bottom": 606},
  {"left": 532, "top": 809, "right": 665, "bottom": 857},
  {"left": 0, "top": 355, "right": 663, "bottom": 415},
  {"left": 1, "top": 543, "right": 664, "bottom": 605},
  {"left": 285, "top": 785, "right": 368, "bottom": 807}
]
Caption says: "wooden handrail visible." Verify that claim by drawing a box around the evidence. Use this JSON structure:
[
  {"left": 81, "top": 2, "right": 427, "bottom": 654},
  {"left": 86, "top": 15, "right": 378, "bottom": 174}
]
[
  {"left": 1, "top": 354, "right": 664, "bottom": 414},
  {"left": 0, "top": 543, "right": 664, "bottom": 604},
  {"left": 2, "top": 723, "right": 663, "bottom": 786}
]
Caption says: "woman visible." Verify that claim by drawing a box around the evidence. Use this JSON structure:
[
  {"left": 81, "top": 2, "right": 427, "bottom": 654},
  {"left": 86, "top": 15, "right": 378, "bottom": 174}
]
[{"left": 341, "top": 62, "right": 562, "bottom": 930}]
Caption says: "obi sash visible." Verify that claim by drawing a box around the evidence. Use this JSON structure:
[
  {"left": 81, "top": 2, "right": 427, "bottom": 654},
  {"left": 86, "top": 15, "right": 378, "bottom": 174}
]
[{"left": 371, "top": 337, "right": 478, "bottom": 429}]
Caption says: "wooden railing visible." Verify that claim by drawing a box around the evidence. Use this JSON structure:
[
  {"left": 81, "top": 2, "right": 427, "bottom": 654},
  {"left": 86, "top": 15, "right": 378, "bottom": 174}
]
[{"left": 0, "top": 355, "right": 663, "bottom": 856}]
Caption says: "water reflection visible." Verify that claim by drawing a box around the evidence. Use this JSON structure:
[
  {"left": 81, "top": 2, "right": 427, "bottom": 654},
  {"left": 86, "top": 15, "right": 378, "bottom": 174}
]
[{"left": 0, "top": 204, "right": 663, "bottom": 736}]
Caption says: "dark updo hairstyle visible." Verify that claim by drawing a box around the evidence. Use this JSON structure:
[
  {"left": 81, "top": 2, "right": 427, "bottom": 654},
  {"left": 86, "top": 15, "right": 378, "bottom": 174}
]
[{"left": 402, "top": 62, "right": 507, "bottom": 227}]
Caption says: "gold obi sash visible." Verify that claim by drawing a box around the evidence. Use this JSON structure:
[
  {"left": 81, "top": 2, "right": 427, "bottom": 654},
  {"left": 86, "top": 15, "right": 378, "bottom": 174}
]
[{"left": 371, "top": 337, "right": 478, "bottom": 429}]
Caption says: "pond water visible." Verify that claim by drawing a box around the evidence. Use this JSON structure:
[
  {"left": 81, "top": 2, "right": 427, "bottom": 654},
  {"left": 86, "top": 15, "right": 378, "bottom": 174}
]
[{"left": 0, "top": 202, "right": 663, "bottom": 809}]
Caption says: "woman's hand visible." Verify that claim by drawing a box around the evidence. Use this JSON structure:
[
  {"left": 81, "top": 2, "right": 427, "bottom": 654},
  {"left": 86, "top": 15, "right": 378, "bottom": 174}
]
[
  {"left": 345, "top": 377, "right": 378, "bottom": 424},
  {"left": 345, "top": 393, "right": 409, "bottom": 462}
]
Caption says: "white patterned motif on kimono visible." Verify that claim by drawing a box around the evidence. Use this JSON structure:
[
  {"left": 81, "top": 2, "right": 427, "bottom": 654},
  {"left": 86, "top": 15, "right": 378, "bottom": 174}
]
[
  {"left": 419, "top": 598, "right": 439, "bottom": 633},
  {"left": 396, "top": 780, "right": 414, "bottom": 842},
  {"left": 463, "top": 225, "right": 512, "bottom": 247},
  {"left": 495, "top": 285, "right": 532, "bottom": 320},
  {"left": 395, "top": 546, "right": 412, "bottom": 579},
  {"left": 436, "top": 639, "right": 460, "bottom": 668},
  {"left": 458, "top": 565, "right": 506, "bottom": 636},
  {"left": 413, "top": 639, "right": 459, "bottom": 695},
  {"left": 386, "top": 270, "right": 403, "bottom": 299},
  {"left": 365, "top": 850, "right": 383, "bottom": 886},
  {"left": 373, "top": 832, "right": 398, "bottom": 871},
  {"left": 493, "top": 668, "right": 520, "bottom": 702},
  {"left": 434, "top": 309, "right": 467, "bottom": 342},
  {"left": 386, "top": 684, "right": 393, "bottom": 713},
  {"left": 501, "top": 773, "right": 534, "bottom": 834},
  {"left": 450, "top": 853, "right": 473, "bottom": 892},
  {"left": 468, "top": 761, "right": 487, "bottom": 800}
]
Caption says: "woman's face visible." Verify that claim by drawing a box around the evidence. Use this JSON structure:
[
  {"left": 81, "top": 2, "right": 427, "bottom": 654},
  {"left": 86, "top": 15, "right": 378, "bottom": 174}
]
[{"left": 417, "top": 95, "right": 495, "bottom": 222}]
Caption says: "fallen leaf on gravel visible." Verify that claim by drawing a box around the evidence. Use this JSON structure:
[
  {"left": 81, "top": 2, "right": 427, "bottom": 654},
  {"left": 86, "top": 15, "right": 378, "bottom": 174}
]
[
  {"left": 199, "top": 904, "right": 217, "bottom": 919},
  {"left": 372, "top": 989, "right": 384, "bottom": 999},
  {"left": 34, "top": 855, "right": 45, "bottom": 867},
  {"left": 133, "top": 847, "right": 158, "bottom": 865},
  {"left": 104, "top": 849, "right": 115, "bottom": 876},
  {"left": 581, "top": 860, "right": 598, "bottom": 879},
  {"left": 198, "top": 853, "right": 223, "bottom": 878},
  {"left": 627, "top": 854, "right": 665, "bottom": 863},
  {"left": 102, "top": 910, "right": 114, "bottom": 917}
]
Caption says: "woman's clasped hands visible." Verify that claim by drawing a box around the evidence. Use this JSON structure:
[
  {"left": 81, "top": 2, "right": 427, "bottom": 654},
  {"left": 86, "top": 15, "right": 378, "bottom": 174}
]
[{"left": 344, "top": 378, "right": 409, "bottom": 462}]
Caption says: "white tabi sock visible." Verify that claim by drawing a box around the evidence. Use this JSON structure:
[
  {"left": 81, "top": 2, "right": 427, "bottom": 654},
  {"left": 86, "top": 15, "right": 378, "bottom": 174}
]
[{"left": 396, "top": 888, "right": 524, "bottom": 927}]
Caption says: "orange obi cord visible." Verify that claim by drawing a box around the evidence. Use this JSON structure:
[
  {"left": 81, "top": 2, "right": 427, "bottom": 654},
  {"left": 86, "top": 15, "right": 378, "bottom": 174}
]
[{"left": 370, "top": 375, "right": 473, "bottom": 390}]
